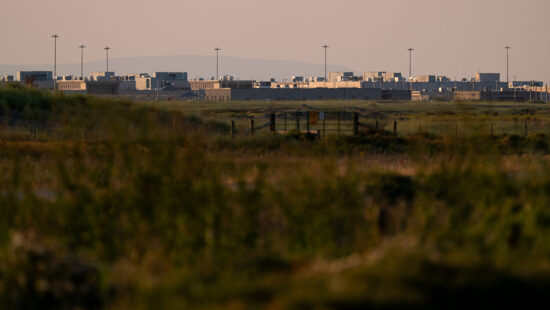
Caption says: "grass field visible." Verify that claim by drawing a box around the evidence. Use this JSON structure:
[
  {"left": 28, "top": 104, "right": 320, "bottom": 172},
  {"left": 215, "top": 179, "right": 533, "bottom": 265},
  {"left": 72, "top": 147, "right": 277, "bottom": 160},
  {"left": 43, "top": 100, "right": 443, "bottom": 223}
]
[
  {"left": 2, "top": 85, "right": 550, "bottom": 309},
  {"left": 138, "top": 99, "right": 550, "bottom": 137}
]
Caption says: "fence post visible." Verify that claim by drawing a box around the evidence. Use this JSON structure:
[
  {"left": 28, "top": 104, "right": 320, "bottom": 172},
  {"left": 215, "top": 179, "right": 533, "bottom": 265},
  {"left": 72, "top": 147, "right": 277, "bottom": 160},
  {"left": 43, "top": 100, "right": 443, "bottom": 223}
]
[
  {"left": 231, "top": 120, "right": 236, "bottom": 138},
  {"left": 353, "top": 112, "right": 359, "bottom": 136},
  {"left": 250, "top": 118, "right": 255, "bottom": 135},
  {"left": 337, "top": 112, "right": 341, "bottom": 136},
  {"left": 270, "top": 113, "right": 276, "bottom": 132},
  {"left": 455, "top": 122, "right": 458, "bottom": 138},
  {"left": 306, "top": 111, "right": 310, "bottom": 133},
  {"left": 296, "top": 112, "right": 300, "bottom": 131},
  {"left": 393, "top": 120, "right": 397, "bottom": 135}
]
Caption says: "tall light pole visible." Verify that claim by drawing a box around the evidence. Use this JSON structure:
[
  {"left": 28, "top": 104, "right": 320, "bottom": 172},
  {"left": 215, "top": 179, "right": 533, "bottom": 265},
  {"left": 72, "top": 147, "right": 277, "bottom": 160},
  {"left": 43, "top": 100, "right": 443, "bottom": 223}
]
[
  {"left": 214, "top": 47, "right": 221, "bottom": 80},
  {"left": 408, "top": 48, "right": 414, "bottom": 91},
  {"left": 104, "top": 47, "right": 111, "bottom": 73},
  {"left": 51, "top": 34, "right": 59, "bottom": 78},
  {"left": 505, "top": 45, "right": 511, "bottom": 85},
  {"left": 79, "top": 45, "right": 86, "bottom": 80},
  {"left": 322, "top": 45, "right": 329, "bottom": 82}
]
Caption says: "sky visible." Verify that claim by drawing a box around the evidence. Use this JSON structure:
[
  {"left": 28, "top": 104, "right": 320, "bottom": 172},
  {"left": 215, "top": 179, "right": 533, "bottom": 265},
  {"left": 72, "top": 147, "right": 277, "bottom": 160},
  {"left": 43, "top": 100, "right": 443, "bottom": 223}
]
[{"left": 1, "top": 0, "right": 550, "bottom": 82}]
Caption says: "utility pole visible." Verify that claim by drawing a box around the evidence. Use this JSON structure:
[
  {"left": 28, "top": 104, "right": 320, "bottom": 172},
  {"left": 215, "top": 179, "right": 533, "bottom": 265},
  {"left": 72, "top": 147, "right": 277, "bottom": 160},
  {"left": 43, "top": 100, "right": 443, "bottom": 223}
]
[
  {"left": 322, "top": 45, "right": 329, "bottom": 82},
  {"left": 79, "top": 45, "right": 86, "bottom": 80},
  {"left": 214, "top": 47, "right": 221, "bottom": 80},
  {"left": 51, "top": 34, "right": 59, "bottom": 78},
  {"left": 505, "top": 45, "right": 511, "bottom": 85},
  {"left": 408, "top": 48, "right": 414, "bottom": 91},
  {"left": 104, "top": 47, "right": 111, "bottom": 73}
]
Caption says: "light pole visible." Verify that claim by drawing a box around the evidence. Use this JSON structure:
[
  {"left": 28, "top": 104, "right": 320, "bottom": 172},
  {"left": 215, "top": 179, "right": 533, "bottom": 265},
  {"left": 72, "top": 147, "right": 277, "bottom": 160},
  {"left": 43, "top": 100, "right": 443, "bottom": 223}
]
[
  {"left": 322, "top": 45, "right": 329, "bottom": 82},
  {"left": 104, "top": 47, "right": 111, "bottom": 73},
  {"left": 505, "top": 45, "right": 511, "bottom": 85},
  {"left": 214, "top": 47, "right": 221, "bottom": 80},
  {"left": 51, "top": 34, "right": 59, "bottom": 78},
  {"left": 79, "top": 45, "right": 86, "bottom": 80},
  {"left": 408, "top": 48, "right": 414, "bottom": 91}
]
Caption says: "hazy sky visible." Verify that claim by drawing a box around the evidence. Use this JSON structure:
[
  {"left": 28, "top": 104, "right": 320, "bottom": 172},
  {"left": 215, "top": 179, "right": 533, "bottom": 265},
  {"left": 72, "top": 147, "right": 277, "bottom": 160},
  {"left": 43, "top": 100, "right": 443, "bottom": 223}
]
[{"left": 1, "top": 0, "right": 550, "bottom": 81}]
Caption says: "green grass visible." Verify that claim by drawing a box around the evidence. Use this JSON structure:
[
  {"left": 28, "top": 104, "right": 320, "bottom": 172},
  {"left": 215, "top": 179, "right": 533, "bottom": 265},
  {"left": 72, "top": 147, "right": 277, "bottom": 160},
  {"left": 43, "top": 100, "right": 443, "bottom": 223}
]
[{"left": 2, "top": 85, "right": 550, "bottom": 309}]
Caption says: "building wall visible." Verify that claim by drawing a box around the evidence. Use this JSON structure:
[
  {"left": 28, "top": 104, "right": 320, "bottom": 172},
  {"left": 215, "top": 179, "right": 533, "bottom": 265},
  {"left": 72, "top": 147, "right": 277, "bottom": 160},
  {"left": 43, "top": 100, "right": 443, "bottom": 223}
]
[
  {"left": 454, "top": 91, "right": 482, "bottom": 101},
  {"left": 90, "top": 72, "right": 115, "bottom": 81},
  {"left": 202, "top": 88, "right": 382, "bottom": 101},
  {"left": 414, "top": 75, "right": 436, "bottom": 83},
  {"left": 57, "top": 80, "right": 87, "bottom": 91},
  {"left": 328, "top": 72, "right": 354, "bottom": 82},
  {"left": 17, "top": 71, "right": 53, "bottom": 81},
  {"left": 189, "top": 80, "right": 221, "bottom": 90},
  {"left": 86, "top": 81, "right": 121, "bottom": 95},
  {"left": 475, "top": 73, "right": 500, "bottom": 83},
  {"left": 201, "top": 89, "right": 232, "bottom": 101},
  {"left": 454, "top": 90, "right": 534, "bottom": 102},
  {"left": 154, "top": 72, "right": 188, "bottom": 81},
  {"left": 382, "top": 90, "right": 412, "bottom": 100},
  {"left": 307, "top": 81, "right": 363, "bottom": 88},
  {"left": 361, "top": 81, "right": 508, "bottom": 91}
]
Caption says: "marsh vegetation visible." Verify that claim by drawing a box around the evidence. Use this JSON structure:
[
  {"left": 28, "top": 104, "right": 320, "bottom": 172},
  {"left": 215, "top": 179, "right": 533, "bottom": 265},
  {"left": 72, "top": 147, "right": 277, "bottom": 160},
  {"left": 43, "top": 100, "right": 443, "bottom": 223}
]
[{"left": 2, "top": 85, "right": 550, "bottom": 309}]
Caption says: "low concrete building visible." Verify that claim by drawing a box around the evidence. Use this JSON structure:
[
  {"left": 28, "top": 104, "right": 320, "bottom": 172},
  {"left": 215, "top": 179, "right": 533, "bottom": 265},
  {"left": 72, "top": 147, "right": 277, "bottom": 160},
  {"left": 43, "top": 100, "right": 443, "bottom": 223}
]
[
  {"left": 17, "top": 71, "right": 53, "bottom": 88},
  {"left": 154, "top": 72, "right": 188, "bottom": 81},
  {"left": 86, "top": 80, "right": 121, "bottom": 95},
  {"left": 363, "top": 72, "right": 405, "bottom": 82},
  {"left": 382, "top": 90, "right": 411, "bottom": 100},
  {"left": 308, "top": 81, "right": 363, "bottom": 88},
  {"left": 454, "top": 90, "right": 532, "bottom": 102},
  {"left": 89, "top": 72, "right": 115, "bottom": 81},
  {"left": 328, "top": 72, "right": 354, "bottom": 82},
  {"left": 189, "top": 80, "right": 221, "bottom": 90},
  {"left": 57, "top": 80, "right": 87, "bottom": 93},
  {"left": 475, "top": 73, "right": 500, "bottom": 83},
  {"left": 414, "top": 75, "right": 436, "bottom": 83},
  {"left": 412, "top": 91, "right": 453, "bottom": 101},
  {"left": 220, "top": 80, "right": 255, "bottom": 89},
  {"left": 270, "top": 81, "right": 308, "bottom": 89},
  {"left": 201, "top": 88, "right": 382, "bottom": 101},
  {"left": 17, "top": 71, "right": 53, "bottom": 81}
]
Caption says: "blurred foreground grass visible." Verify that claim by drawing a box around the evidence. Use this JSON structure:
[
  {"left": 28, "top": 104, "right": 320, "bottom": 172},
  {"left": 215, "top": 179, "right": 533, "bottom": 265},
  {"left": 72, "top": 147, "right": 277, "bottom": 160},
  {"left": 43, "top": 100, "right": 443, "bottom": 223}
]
[{"left": 2, "top": 85, "right": 550, "bottom": 309}]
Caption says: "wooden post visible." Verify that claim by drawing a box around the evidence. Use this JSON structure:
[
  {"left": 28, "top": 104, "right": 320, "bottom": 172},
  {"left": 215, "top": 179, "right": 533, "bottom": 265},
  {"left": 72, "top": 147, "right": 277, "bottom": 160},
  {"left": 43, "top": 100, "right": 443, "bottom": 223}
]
[
  {"left": 306, "top": 111, "right": 310, "bottom": 133},
  {"left": 455, "top": 122, "right": 458, "bottom": 138},
  {"left": 393, "top": 120, "right": 397, "bottom": 135},
  {"left": 296, "top": 112, "right": 300, "bottom": 131},
  {"left": 231, "top": 120, "right": 236, "bottom": 138},
  {"left": 317, "top": 129, "right": 321, "bottom": 140},
  {"left": 353, "top": 112, "right": 359, "bottom": 136},
  {"left": 337, "top": 112, "right": 341, "bottom": 136},
  {"left": 270, "top": 113, "right": 276, "bottom": 132},
  {"left": 250, "top": 118, "right": 255, "bottom": 135}
]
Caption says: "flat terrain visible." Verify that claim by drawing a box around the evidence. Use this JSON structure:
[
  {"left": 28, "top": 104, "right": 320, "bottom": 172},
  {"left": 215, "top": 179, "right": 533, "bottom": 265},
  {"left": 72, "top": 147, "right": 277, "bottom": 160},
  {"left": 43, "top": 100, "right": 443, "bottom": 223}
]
[
  {"left": 138, "top": 99, "right": 550, "bottom": 137},
  {"left": 2, "top": 86, "right": 550, "bottom": 309}
]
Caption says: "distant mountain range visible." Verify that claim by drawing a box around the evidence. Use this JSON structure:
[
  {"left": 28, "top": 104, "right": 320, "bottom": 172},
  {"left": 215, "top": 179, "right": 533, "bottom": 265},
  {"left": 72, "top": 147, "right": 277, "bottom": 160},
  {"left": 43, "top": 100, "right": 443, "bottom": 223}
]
[{"left": 0, "top": 54, "right": 352, "bottom": 81}]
